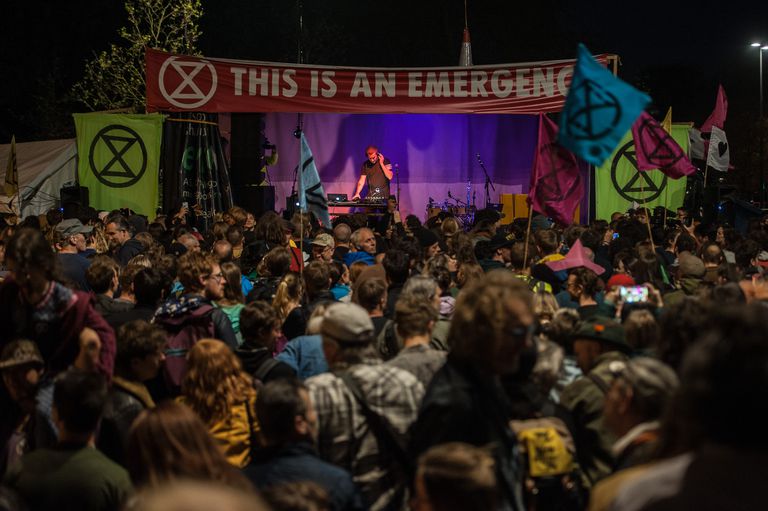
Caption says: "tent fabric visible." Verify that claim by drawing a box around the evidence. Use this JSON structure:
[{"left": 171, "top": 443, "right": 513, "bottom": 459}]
[{"left": 0, "top": 138, "right": 77, "bottom": 217}]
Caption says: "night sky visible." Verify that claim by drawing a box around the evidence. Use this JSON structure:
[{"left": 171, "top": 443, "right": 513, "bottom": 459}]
[{"left": 2, "top": 0, "right": 768, "bottom": 187}]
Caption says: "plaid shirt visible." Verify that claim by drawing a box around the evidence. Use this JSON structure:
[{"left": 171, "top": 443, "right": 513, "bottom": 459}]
[{"left": 307, "top": 357, "right": 424, "bottom": 511}]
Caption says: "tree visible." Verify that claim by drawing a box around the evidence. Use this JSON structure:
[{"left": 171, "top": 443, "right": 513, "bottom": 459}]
[{"left": 73, "top": 0, "right": 202, "bottom": 112}]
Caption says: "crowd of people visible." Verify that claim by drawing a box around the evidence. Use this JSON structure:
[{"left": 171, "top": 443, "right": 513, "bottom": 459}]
[{"left": 1, "top": 201, "right": 767, "bottom": 511}]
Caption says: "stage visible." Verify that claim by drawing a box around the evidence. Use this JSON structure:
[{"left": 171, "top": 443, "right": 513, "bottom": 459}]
[{"left": 262, "top": 112, "right": 588, "bottom": 222}]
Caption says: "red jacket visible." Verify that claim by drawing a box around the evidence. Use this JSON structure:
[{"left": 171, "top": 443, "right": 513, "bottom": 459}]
[{"left": 0, "top": 278, "right": 116, "bottom": 378}]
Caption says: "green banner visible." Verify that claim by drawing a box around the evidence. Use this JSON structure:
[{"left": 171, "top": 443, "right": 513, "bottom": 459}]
[
  {"left": 596, "top": 124, "right": 690, "bottom": 220},
  {"left": 74, "top": 113, "right": 164, "bottom": 216}
]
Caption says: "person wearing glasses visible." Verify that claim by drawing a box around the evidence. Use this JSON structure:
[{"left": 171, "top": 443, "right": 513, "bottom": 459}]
[{"left": 153, "top": 252, "right": 238, "bottom": 395}]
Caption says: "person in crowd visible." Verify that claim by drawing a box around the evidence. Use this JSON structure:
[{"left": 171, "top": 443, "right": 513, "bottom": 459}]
[
  {"left": 663, "top": 252, "right": 707, "bottom": 305},
  {"left": 4, "top": 369, "right": 133, "bottom": 511},
  {"left": 400, "top": 275, "right": 451, "bottom": 351},
  {"left": 344, "top": 228, "right": 377, "bottom": 267},
  {"left": 386, "top": 296, "right": 446, "bottom": 387},
  {"left": 126, "top": 401, "right": 251, "bottom": 490},
  {"left": 356, "top": 277, "right": 389, "bottom": 339},
  {"left": 178, "top": 339, "right": 259, "bottom": 468},
  {"left": 247, "top": 246, "right": 292, "bottom": 302},
  {"left": 566, "top": 267, "right": 614, "bottom": 320},
  {"left": 311, "top": 233, "right": 335, "bottom": 263},
  {"left": 177, "top": 233, "right": 201, "bottom": 253},
  {"left": 86, "top": 255, "right": 134, "bottom": 317},
  {"left": 0, "top": 228, "right": 116, "bottom": 378},
  {"left": 236, "top": 301, "right": 296, "bottom": 383},
  {"left": 623, "top": 309, "right": 660, "bottom": 355},
  {"left": 328, "top": 260, "right": 351, "bottom": 301},
  {"left": 410, "top": 270, "right": 535, "bottom": 511},
  {"left": 127, "top": 480, "right": 269, "bottom": 511},
  {"left": 53, "top": 218, "right": 93, "bottom": 291},
  {"left": 215, "top": 261, "right": 246, "bottom": 346},
  {"left": 601, "top": 357, "right": 679, "bottom": 472},
  {"left": 113, "top": 261, "right": 145, "bottom": 307},
  {"left": 99, "top": 321, "right": 166, "bottom": 465},
  {"left": 306, "top": 302, "right": 424, "bottom": 511},
  {"left": 245, "top": 378, "right": 364, "bottom": 511},
  {"left": 304, "top": 260, "right": 336, "bottom": 310},
  {"left": 413, "top": 442, "right": 498, "bottom": 511},
  {"left": 414, "top": 228, "right": 441, "bottom": 262},
  {"left": 261, "top": 481, "right": 332, "bottom": 511},
  {"left": 611, "top": 304, "right": 768, "bottom": 511},
  {"left": 478, "top": 232, "right": 514, "bottom": 272},
  {"left": 273, "top": 270, "right": 306, "bottom": 342},
  {"left": 226, "top": 225, "right": 246, "bottom": 262},
  {"left": 332, "top": 223, "right": 352, "bottom": 262},
  {"left": 153, "top": 252, "right": 238, "bottom": 390},
  {"left": 560, "top": 317, "right": 631, "bottom": 485},
  {"left": 105, "top": 215, "right": 144, "bottom": 266},
  {"left": 0, "top": 340, "right": 46, "bottom": 476},
  {"left": 382, "top": 248, "right": 410, "bottom": 317},
  {"left": 276, "top": 304, "right": 330, "bottom": 380},
  {"left": 107, "top": 267, "right": 167, "bottom": 329}
]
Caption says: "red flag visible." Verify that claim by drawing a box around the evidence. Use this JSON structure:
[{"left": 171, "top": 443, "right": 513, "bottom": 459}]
[
  {"left": 700, "top": 85, "right": 728, "bottom": 133},
  {"left": 527, "top": 114, "right": 583, "bottom": 226},
  {"left": 631, "top": 111, "right": 696, "bottom": 179}
]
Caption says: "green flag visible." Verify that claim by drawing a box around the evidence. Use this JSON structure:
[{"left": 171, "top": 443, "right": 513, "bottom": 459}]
[
  {"left": 596, "top": 124, "right": 690, "bottom": 220},
  {"left": 74, "top": 113, "right": 164, "bottom": 216}
]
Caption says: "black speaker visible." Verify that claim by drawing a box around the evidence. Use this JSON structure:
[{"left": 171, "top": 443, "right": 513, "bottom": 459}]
[
  {"left": 240, "top": 185, "right": 275, "bottom": 217},
  {"left": 60, "top": 186, "right": 89, "bottom": 208}
]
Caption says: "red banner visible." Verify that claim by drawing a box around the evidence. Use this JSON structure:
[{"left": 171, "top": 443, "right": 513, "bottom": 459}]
[{"left": 146, "top": 49, "right": 614, "bottom": 115}]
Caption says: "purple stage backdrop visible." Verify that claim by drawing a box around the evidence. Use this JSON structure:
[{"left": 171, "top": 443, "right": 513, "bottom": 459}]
[{"left": 263, "top": 113, "right": 540, "bottom": 220}]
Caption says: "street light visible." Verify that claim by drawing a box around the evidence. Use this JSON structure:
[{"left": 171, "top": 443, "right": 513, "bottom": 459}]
[{"left": 751, "top": 42, "right": 767, "bottom": 204}]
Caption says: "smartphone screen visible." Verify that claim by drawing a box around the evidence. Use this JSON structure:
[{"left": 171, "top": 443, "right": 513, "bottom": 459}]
[{"left": 619, "top": 286, "right": 649, "bottom": 303}]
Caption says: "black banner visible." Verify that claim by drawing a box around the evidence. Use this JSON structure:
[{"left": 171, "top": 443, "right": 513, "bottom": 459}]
[{"left": 161, "top": 113, "right": 233, "bottom": 231}]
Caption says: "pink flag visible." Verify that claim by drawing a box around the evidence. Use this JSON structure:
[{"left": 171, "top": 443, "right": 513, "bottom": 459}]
[
  {"left": 527, "top": 114, "right": 583, "bottom": 226},
  {"left": 700, "top": 85, "right": 728, "bottom": 133},
  {"left": 631, "top": 111, "right": 696, "bottom": 179}
]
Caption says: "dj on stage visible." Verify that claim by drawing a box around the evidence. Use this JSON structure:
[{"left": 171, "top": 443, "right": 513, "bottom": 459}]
[{"left": 352, "top": 145, "right": 393, "bottom": 201}]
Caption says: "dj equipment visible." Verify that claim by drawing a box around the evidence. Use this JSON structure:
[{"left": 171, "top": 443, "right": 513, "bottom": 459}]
[{"left": 328, "top": 198, "right": 390, "bottom": 209}]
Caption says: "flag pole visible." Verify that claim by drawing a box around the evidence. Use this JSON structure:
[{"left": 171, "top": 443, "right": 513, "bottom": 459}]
[
  {"left": 639, "top": 182, "right": 656, "bottom": 251},
  {"left": 522, "top": 204, "right": 534, "bottom": 272}
]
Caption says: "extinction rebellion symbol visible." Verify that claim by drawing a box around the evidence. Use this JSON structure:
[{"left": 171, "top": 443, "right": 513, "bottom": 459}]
[
  {"left": 89, "top": 125, "right": 147, "bottom": 188},
  {"left": 159, "top": 56, "right": 217, "bottom": 109},
  {"left": 561, "top": 77, "right": 623, "bottom": 158},
  {"left": 610, "top": 141, "right": 666, "bottom": 204}
]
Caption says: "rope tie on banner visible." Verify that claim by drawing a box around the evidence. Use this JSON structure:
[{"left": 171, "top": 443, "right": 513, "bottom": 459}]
[{"left": 166, "top": 118, "right": 219, "bottom": 126}]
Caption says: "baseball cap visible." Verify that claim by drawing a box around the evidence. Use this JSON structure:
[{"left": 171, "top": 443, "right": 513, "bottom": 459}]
[
  {"left": 311, "top": 233, "right": 335, "bottom": 248},
  {"left": 55, "top": 218, "right": 93, "bottom": 237},
  {"left": 0, "top": 339, "right": 44, "bottom": 370},
  {"left": 320, "top": 302, "right": 375, "bottom": 344}
]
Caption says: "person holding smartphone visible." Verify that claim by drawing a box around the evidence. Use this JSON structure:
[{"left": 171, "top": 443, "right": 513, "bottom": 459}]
[{"left": 352, "top": 145, "right": 393, "bottom": 201}]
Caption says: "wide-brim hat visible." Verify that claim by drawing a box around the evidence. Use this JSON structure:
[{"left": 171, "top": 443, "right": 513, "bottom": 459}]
[
  {"left": 546, "top": 239, "right": 605, "bottom": 275},
  {"left": 0, "top": 339, "right": 44, "bottom": 369},
  {"left": 570, "top": 316, "right": 630, "bottom": 353}
]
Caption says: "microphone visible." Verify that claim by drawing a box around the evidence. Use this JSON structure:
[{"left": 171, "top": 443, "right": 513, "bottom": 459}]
[
  {"left": 447, "top": 190, "right": 453, "bottom": 198},
  {"left": 476, "top": 153, "right": 484, "bottom": 165},
  {"left": 394, "top": 163, "right": 399, "bottom": 172}
]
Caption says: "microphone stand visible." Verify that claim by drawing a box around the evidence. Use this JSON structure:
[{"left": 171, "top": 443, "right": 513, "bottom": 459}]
[{"left": 476, "top": 153, "right": 496, "bottom": 208}]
